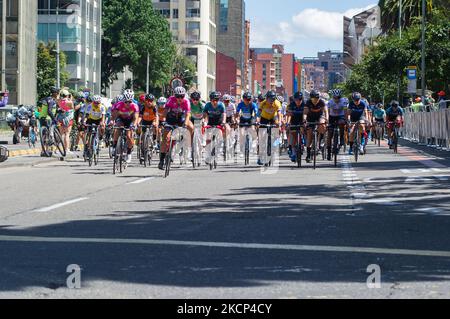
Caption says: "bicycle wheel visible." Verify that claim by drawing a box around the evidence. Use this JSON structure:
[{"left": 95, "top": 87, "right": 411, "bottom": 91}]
[
  {"left": 119, "top": 136, "right": 125, "bottom": 173},
  {"left": 245, "top": 135, "right": 250, "bottom": 166},
  {"left": 354, "top": 130, "right": 359, "bottom": 163},
  {"left": 142, "top": 133, "right": 149, "bottom": 167},
  {"left": 40, "top": 127, "right": 52, "bottom": 157},
  {"left": 93, "top": 133, "right": 99, "bottom": 166},
  {"left": 393, "top": 128, "right": 398, "bottom": 153},
  {"left": 53, "top": 128, "right": 66, "bottom": 157},
  {"left": 29, "top": 129, "right": 37, "bottom": 148},
  {"left": 333, "top": 130, "right": 339, "bottom": 167},
  {"left": 147, "top": 133, "right": 154, "bottom": 167},
  {"left": 164, "top": 138, "right": 173, "bottom": 178},
  {"left": 113, "top": 139, "right": 119, "bottom": 175},
  {"left": 297, "top": 132, "right": 302, "bottom": 168}
]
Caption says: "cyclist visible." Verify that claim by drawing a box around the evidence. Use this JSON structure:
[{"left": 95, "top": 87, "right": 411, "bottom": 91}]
[
  {"left": 372, "top": 103, "right": 386, "bottom": 140},
  {"left": 203, "top": 91, "right": 226, "bottom": 165},
  {"left": 257, "top": 90, "right": 282, "bottom": 165},
  {"left": 158, "top": 87, "right": 192, "bottom": 170},
  {"left": 190, "top": 91, "right": 204, "bottom": 125},
  {"left": 139, "top": 94, "right": 159, "bottom": 138},
  {"left": 156, "top": 96, "right": 167, "bottom": 150},
  {"left": 55, "top": 89, "right": 75, "bottom": 154},
  {"left": 286, "top": 91, "right": 306, "bottom": 162},
  {"left": 83, "top": 94, "right": 106, "bottom": 155},
  {"left": 73, "top": 92, "right": 88, "bottom": 151},
  {"left": 347, "top": 92, "right": 370, "bottom": 155},
  {"left": 326, "top": 89, "right": 348, "bottom": 161},
  {"left": 257, "top": 94, "right": 265, "bottom": 108},
  {"left": 235, "top": 92, "right": 258, "bottom": 155},
  {"left": 303, "top": 90, "right": 328, "bottom": 163},
  {"left": 223, "top": 94, "right": 236, "bottom": 125},
  {"left": 111, "top": 89, "right": 140, "bottom": 163},
  {"left": 386, "top": 100, "right": 404, "bottom": 149}
]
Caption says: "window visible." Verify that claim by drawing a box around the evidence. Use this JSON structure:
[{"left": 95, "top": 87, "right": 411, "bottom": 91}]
[
  {"left": 172, "top": 9, "right": 178, "bottom": 19},
  {"left": 219, "top": 0, "right": 228, "bottom": 32},
  {"left": 185, "top": 21, "right": 200, "bottom": 42},
  {"left": 158, "top": 9, "right": 170, "bottom": 18},
  {"left": 186, "top": 8, "right": 200, "bottom": 18}
]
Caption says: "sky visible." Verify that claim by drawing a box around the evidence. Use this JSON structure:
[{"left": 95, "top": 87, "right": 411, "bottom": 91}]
[{"left": 246, "top": 0, "right": 377, "bottom": 58}]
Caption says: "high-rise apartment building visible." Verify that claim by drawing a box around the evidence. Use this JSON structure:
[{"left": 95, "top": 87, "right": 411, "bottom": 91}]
[
  {"left": 38, "top": 0, "right": 102, "bottom": 93},
  {"left": 152, "top": 0, "right": 217, "bottom": 98},
  {"left": 1, "top": 0, "right": 37, "bottom": 105}
]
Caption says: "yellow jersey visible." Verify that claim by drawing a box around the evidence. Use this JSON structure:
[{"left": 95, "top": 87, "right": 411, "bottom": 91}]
[
  {"left": 86, "top": 103, "right": 106, "bottom": 121},
  {"left": 259, "top": 100, "right": 281, "bottom": 120}
]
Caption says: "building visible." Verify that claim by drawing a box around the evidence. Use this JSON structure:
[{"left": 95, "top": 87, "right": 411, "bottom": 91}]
[
  {"left": 152, "top": 0, "right": 217, "bottom": 99},
  {"left": 302, "top": 63, "right": 326, "bottom": 92},
  {"left": 216, "top": 51, "right": 242, "bottom": 97},
  {"left": 38, "top": 0, "right": 102, "bottom": 94},
  {"left": 1, "top": 0, "right": 37, "bottom": 105},
  {"left": 244, "top": 19, "right": 250, "bottom": 91},
  {"left": 343, "top": 5, "right": 381, "bottom": 68},
  {"left": 250, "top": 44, "right": 295, "bottom": 99},
  {"left": 317, "top": 50, "right": 345, "bottom": 90}
]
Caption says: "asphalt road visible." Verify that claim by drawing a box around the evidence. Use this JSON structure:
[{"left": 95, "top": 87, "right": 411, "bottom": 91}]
[{"left": 0, "top": 140, "right": 450, "bottom": 299}]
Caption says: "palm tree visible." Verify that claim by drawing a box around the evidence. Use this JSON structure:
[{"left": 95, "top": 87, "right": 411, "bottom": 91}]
[{"left": 379, "top": 0, "right": 449, "bottom": 32}]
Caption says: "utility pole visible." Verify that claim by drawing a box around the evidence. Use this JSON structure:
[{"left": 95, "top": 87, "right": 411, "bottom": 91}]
[
  {"left": 1, "top": 0, "right": 6, "bottom": 91},
  {"left": 146, "top": 52, "right": 150, "bottom": 93},
  {"left": 397, "top": 0, "right": 402, "bottom": 102},
  {"left": 421, "top": 0, "right": 426, "bottom": 101},
  {"left": 56, "top": 0, "right": 61, "bottom": 89}
]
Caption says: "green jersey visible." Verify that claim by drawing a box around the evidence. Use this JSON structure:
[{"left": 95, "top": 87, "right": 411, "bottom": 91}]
[{"left": 190, "top": 100, "right": 204, "bottom": 120}]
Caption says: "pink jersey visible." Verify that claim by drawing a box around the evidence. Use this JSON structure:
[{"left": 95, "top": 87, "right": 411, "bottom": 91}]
[
  {"left": 165, "top": 96, "right": 191, "bottom": 114},
  {"left": 113, "top": 101, "right": 139, "bottom": 119}
]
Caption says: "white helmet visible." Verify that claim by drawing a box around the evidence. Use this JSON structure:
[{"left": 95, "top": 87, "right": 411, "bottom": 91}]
[
  {"left": 92, "top": 95, "right": 102, "bottom": 103},
  {"left": 174, "top": 86, "right": 186, "bottom": 97},
  {"left": 123, "top": 89, "right": 134, "bottom": 102},
  {"left": 223, "top": 94, "right": 231, "bottom": 101},
  {"left": 157, "top": 97, "right": 167, "bottom": 105}
]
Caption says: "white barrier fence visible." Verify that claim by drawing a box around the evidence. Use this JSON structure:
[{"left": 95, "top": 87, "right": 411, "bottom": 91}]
[{"left": 402, "top": 103, "right": 450, "bottom": 149}]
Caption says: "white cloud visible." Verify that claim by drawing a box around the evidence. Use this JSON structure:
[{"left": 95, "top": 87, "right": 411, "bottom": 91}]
[{"left": 250, "top": 4, "right": 376, "bottom": 47}]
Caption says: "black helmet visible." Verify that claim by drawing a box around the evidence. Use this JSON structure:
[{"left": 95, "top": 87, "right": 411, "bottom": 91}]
[
  {"left": 266, "top": 90, "right": 277, "bottom": 100},
  {"left": 391, "top": 100, "right": 399, "bottom": 107},
  {"left": 257, "top": 94, "right": 265, "bottom": 102},
  {"left": 293, "top": 92, "right": 303, "bottom": 100},
  {"left": 190, "top": 91, "right": 201, "bottom": 100},
  {"left": 209, "top": 91, "right": 221, "bottom": 100},
  {"left": 310, "top": 90, "right": 320, "bottom": 99},
  {"left": 243, "top": 92, "right": 252, "bottom": 100},
  {"left": 145, "top": 94, "right": 155, "bottom": 101},
  {"left": 352, "top": 92, "right": 362, "bottom": 101},
  {"left": 50, "top": 86, "right": 60, "bottom": 94}
]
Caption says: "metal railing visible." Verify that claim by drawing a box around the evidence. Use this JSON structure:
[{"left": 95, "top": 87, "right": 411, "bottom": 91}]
[{"left": 401, "top": 101, "right": 450, "bottom": 149}]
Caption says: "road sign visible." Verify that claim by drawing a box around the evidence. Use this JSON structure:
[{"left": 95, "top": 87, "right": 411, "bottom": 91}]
[
  {"left": 170, "top": 77, "right": 184, "bottom": 90},
  {"left": 407, "top": 68, "right": 417, "bottom": 80},
  {"left": 406, "top": 67, "right": 417, "bottom": 93}
]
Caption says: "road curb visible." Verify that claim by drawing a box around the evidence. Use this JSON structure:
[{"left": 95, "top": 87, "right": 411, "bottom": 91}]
[{"left": 8, "top": 148, "right": 42, "bottom": 157}]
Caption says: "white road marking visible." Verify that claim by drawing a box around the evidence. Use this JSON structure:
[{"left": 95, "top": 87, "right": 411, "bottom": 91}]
[
  {"left": 0, "top": 235, "right": 449, "bottom": 257},
  {"left": 34, "top": 197, "right": 89, "bottom": 213},
  {"left": 127, "top": 177, "right": 155, "bottom": 185},
  {"left": 365, "top": 199, "right": 401, "bottom": 206}
]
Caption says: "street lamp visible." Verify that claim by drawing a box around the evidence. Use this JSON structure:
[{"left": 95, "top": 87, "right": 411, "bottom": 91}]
[{"left": 56, "top": 0, "right": 61, "bottom": 89}]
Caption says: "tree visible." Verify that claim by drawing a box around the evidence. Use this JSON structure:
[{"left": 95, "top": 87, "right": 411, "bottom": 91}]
[
  {"left": 343, "top": 9, "right": 450, "bottom": 102},
  {"left": 172, "top": 51, "right": 197, "bottom": 89},
  {"left": 379, "top": 0, "right": 449, "bottom": 33},
  {"left": 101, "top": 0, "right": 176, "bottom": 94},
  {"left": 36, "top": 42, "right": 69, "bottom": 101}
]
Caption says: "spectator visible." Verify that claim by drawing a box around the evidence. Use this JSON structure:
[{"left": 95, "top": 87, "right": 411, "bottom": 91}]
[
  {"left": 438, "top": 91, "right": 447, "bottom": 110},
  {"left": 0, "top": 90, "right": 8, "bottom": 108},
  {"left": 411, "top": 97, "right": 423, "bottom": 112}
]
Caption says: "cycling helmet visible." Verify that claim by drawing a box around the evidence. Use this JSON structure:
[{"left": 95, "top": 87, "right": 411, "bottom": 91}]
[
  {"left": 266, "top": 90, "right": 277, "bottom": 100},
  {"left": 276, "top": 95, "right": 284, "bottom": 103},
  {"left": 123, "top": 89, "right": 135, "bottom": 102},
  {"left": 209, "top": 91, "right": 221, "bottom": 100},
  {"left": 145, "top": 94, "right": 155, "bottom": 101},
  {"left": 391, "top": 100, "right": 400, "bottom": 107},
  {"left": 331, "top": 89, "right": 342, "bottom": 98},
  {"left": 257, "top": 94, "right": 265, "bottom": 102},
  {"left": 174, "top": 86, "right": 186, "bottom": 97},
  {"left": 243, "top": 92, "right": 253, "bottom": 100},
  {"left": 92, "top": 95, "right": 102, "bottom": 104},
  {"left": 352, "top": 92, "right": 362, "bottom": 101},
  {"left": 50, "top": 86, "right": 60, "bottom": 94},
  {"left": 293, "top": 92, "right": 303, "bottom": 100},
  {"left": 223, "top": 94, "right": 231, "bottom": 101},
  {"left": 190, "top": 91, "right": 201, "bottom": 100},
  {"left": 157, "top": 97, "right": 167, "bottom": 105},
  {"left": 309, "top": 90, "right": 320, "bottom": 99}
]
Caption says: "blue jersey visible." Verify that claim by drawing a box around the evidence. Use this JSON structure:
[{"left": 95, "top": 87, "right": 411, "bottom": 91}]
[
  {"left": 236, "top": 101, "right": 258, "bottom": 120},
  {"left": 327, "top": 98, "right": 348, "bottom": 117},
  {"left": 386, "top": 106, "right": 404, "bottom": 121},
  {"left": 203, "top": 102, "right": 226, "bottom": 122},
  {"left": 348, "top": 100, "right": 368, "bottom": 121}
]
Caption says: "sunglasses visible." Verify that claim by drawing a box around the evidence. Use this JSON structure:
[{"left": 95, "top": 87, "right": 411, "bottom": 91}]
[
  {"left": 175, "top": 95, "right": 184, "bottom": 99},
  {"left": 244, "top": 98, "right": 251, "bottom": 101},
  {"left": 212, "top": 99, "right": 219, "bottom": 102}
]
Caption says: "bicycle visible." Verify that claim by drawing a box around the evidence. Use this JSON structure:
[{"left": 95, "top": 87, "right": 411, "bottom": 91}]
[
  {"left": 204, "top": 125, "right": 224, "bottom": 170},
  {"left": 288, "top": 124, "right": 304, "bottom": 168},
  {"left": 388, "top": 121, "right": 401, "bottom": 154},
  {"left": 112, "top": 126, "right": 131, "bottom": 175},
  {"left": 328, "top": 123, "right": 344, "bottom": 168},
  {"left": 258, "top": 123, "right": 279, "bottom": 167},
  {"left": 138, "top": 124, "right": 156, "bottom": 167},
  {"left": 306, "top": 122, "right": 322, "bottom": 170},
  {"left": 40, "top": 120, "right": 66, "bottom": 158},
  {"left": 163, "top": 124, "right": 187, "bottom": 178},
  {"left": 85, "top": 124, "right": 100, "bottom": 167},
  {"left": 238, "top": 123, "right": 255, "bottom": 166},
  {"left": 105, "top": 124, "right": 115, "bottom": 159},
  {"left": 191, "top": 121, "right": 203, "bottom": 168},
  {"left": 28, "top": 113, "right": 38, "bottom": 148},
  {"left": 349, "top": 121, "right": 363, "bottom": 163},
  {"left": 374, "top": 121, "right": 385, "bottom": 147}
]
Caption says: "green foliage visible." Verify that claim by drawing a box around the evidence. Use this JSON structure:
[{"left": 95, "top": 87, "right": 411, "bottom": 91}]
[
  {"left": 101, "top": 0, "right": 176, "bottom": 94},
  {"left": 36, "top": 42, "right": 69, "bottom": 101},
  {"left": 343, "top": 9, "right": 450, "bottom": 102},
  {"left": 172, "top": 52, "right": 197, "bottom": 88}
]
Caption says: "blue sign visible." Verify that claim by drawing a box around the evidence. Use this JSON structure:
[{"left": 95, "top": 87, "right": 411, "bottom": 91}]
[{"left": 407, "top": 68, "right": 417, "bottom": 80}]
